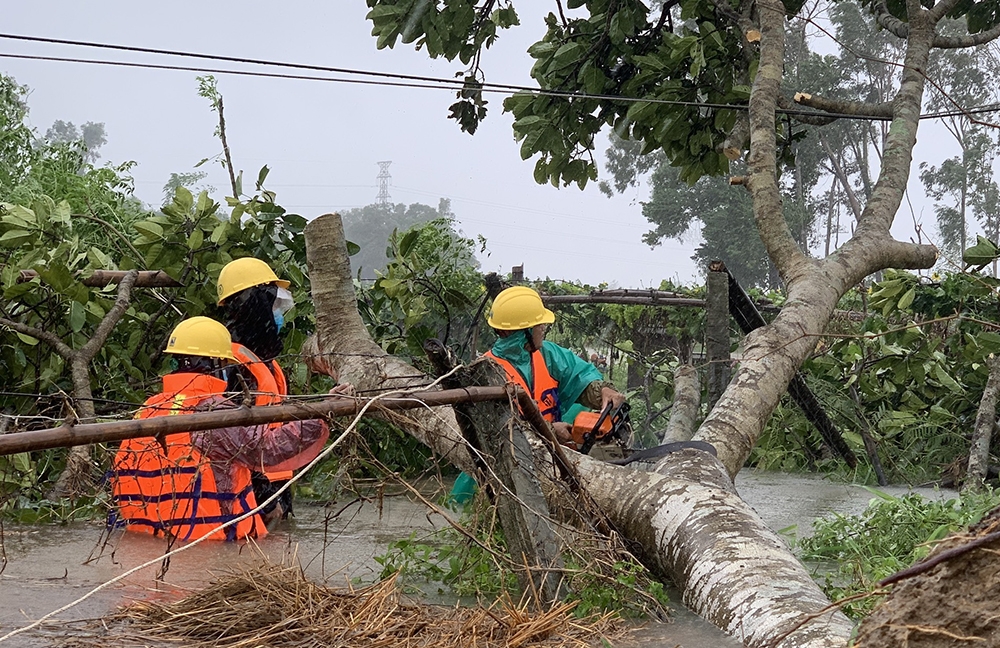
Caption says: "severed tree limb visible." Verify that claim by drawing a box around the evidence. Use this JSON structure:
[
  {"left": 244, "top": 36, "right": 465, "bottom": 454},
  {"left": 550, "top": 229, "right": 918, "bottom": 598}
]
[
  {"left": 777, "top": 94, "right": 838, "bottom": 126},
  {"left": 965, "top": 355, "right": 1000, "bottom": 492},
  {"left": 304, "top": 212, "right": 475, "bottom": 473},
  {"left": 793, "top": 93, "right": 894, "bottom": 120},
  {"left": 722, "top": 112, "right": 750, "bottom": 160}
]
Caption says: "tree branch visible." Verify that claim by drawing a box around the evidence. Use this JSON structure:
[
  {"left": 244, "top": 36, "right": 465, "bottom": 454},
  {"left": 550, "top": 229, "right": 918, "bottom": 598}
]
[
  {"left": 777, "top": 94, "right": 837, "bottom": 126},
  {"left": 819, "top": 135, "right": 864, "bottom": 221},
  {"left": 793, "top": 92, "right": 894, "bottom": 120},
  {"left": 874, "top": 1, "right": 909, "bottom": 39},
  {"left": 0, "top": 317, "right": 73, "bottom": 358},
  {"left": 747, "top": 0, "right": 808, "bottom": 282},
  {"left": 928, "top": 0, "right": 964, "bottom": 22},
  {"left": 79, "top": 269, "right": 138, "bottom": 362},
  {"left": 934, "top": 22, "right": 1000, "bottom": 49},
  {"left": 840, "top": 3, "right": 936, "bottom": 260}
]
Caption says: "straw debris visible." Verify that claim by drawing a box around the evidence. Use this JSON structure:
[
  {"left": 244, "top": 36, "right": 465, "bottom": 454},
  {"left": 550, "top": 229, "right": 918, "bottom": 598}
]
[{"left": 72, "top": 559, "right": 629, "bottom": 647}]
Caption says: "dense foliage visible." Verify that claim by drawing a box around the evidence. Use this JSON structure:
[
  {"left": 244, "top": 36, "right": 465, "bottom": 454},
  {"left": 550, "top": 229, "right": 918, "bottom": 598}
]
[{"left": 796, "top": 488, "right": 1000, "bottom": 618}]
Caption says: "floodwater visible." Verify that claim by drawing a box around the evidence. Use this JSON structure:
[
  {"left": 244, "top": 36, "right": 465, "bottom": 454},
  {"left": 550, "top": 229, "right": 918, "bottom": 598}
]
[{"left": 0, "top": 471, "right": 958, "bottom": 648}]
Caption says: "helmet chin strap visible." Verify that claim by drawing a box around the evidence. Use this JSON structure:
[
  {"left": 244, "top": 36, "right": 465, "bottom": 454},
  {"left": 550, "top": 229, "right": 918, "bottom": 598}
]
[{"left": 524, "top": 328, "right": 538, "bottom": 353}]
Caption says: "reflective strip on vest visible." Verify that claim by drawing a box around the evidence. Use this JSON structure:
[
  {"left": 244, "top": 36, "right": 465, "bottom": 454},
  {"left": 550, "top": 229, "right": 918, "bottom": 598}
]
[
  {"left": 484, "top": 349, "right": 561, "bottom": 423},
  {"left": 110, "top": 373, "right": 265, "bottom": 542}
]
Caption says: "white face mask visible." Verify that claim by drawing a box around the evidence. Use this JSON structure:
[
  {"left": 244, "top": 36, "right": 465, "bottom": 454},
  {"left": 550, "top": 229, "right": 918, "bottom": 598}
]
[
  {"left": 273, "top": 286, "right": 294, "bottom": 315},
  {"left": 272, "top": 286, "right": 294, "bottom": 331}
]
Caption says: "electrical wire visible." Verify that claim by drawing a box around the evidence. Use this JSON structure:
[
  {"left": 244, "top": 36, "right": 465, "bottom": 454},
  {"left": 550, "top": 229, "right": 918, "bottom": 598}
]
[{"left": 3, "top": 32, "right": 994, "bottom": 122}]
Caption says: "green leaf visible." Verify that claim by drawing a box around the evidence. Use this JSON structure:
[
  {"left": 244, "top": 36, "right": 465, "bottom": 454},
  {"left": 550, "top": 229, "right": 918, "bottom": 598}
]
[
  {"left": 134, "top": 221, "right": 164, "bottom": 239},
  {"left": 188, "top": 228, "right": 205, "bottom": 250},
  {"left": 963, "top": 235, "right": 999, "bottom": 267},
  {"left": 0, "top": 229, "right": 34, "bottom": 247},
  {"left": 12, "top": 452, "right": 31, "bottom": 472},
  {"left": 934, "top": 364, "right": 963, "bottom": 393},
  {"left": 257, "top": 165, "right": 270, "bottom": 189},
  {"left": 399, "top": 230, "right": 421, "bottom": 258},
  {"left": 69, "top": 301, "right": 86, "bottom": 332},
  {"left": 52, "top": 201, "right": 72, "bottom": 226},
  {"left": 897, "top": 287, "right": 916, "bottom": 310},
  {"left": 1, "top": 203, "right": 37, "bottom": 227},
  {"left": 210, "top": 221, "right": 228, "bottom": 244}
]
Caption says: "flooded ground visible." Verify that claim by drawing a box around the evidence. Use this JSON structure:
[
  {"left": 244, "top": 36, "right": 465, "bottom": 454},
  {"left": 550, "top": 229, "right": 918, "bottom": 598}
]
[{"left": 0, "top": 470, "right": 958, "bottom": 647}]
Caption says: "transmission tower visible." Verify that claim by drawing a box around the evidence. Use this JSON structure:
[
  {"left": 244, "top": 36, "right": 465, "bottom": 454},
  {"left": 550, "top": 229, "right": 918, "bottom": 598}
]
[{"left": 376, "top": 161, "right": 392, "bottom": 207}]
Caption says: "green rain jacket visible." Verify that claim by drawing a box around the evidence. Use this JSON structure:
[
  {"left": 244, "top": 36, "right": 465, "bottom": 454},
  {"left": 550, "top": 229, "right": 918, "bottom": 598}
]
[{"left": 489, "top": 332, "right": 603, "bottom": 421}]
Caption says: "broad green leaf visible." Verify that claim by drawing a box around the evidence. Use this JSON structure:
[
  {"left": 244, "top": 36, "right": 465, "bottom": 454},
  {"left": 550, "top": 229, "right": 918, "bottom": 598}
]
[
  {"left": 0, "top": 229, "right": 34, "bottom": 247},
  {"left": 210, "top": 221, "right": 228, "bottom": 244},
  {"left": 897, "top": 287, "right": 915, "bottom": 310},
  {"left": 963, "top": 235, "right": 999, "bottom": 267},
  {"left": 173, "top": 186, "right": 194, "bottom": 214},
  {"left": 12, "top": 452, "right": 31, "bottom": 472},
  {"left": 15, "top": 331, "right": 38, "bottom": 346},
  {"left": 1, "top": 204, "right": 36, "bottom": 227},
  {"left": 346, "top": 241, "right": 361, "bottom": 256},
  {"left": 933, "top": 365, "right": 963, "bottom": 393},
  {"left": 69, "top": 301, "right": 85, "bottom": 332},
  {"left": 399, "top": 230, "right": 421, "bottom": 258},
  {"left": 188, "top": 228, "right": 204, "bottom": 250},
  {"left": 134, "top": 221, "right": 164, "bottom": 239},
  {"left": 52, "top": 200, "right": 72, "bottom": 225}
]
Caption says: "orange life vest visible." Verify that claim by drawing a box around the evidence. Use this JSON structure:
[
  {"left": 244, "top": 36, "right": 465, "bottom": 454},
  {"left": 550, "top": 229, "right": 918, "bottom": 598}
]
[
  {"left": 111, "top": 373, "right": 266, "bottom": 542},
  {"left": 485, "top": 349, "right": 561, "bottom": 423},
  {"left": 232, "top": 343, "right": 292, "bottom": 481}
]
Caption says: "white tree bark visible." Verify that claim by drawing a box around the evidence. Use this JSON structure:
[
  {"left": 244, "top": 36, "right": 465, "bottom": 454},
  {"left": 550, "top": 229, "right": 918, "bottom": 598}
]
[
  {"left": 304, "top": 212, "right": 854, "bottom": 648},
  {"left": 661, "top": 364, "right": 701, "bottom": 444},
  {"left": 304, "top": 212, "right": 475, "bottom": 473},
  {"left": 965, "top": 355, "right": 1000, "bottom": 492},
  {"left": 572, "top": 449, "right": 854, "bottom": 648}
]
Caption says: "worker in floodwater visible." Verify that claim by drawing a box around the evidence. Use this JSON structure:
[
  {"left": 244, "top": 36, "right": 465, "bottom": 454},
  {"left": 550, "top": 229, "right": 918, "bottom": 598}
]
[{"left": 110, "top": 316, "right": 330, "bottom": 541}]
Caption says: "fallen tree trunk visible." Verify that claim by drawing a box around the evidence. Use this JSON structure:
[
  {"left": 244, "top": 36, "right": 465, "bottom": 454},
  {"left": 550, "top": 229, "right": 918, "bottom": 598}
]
[
  {"left": 572, "top": 449, "right": 855, "bottom": 647},
  {"left": 303, "top": 211, "right": 855, "bottom": 648},
  {"left": 660, "top": 364, "right": 700, "bottom": 444}
]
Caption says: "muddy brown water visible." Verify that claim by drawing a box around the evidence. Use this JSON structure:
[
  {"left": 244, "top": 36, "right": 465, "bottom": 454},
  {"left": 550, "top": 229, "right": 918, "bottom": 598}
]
[{"left": 0, "top": 470, "right": 957, "bottom": 647}]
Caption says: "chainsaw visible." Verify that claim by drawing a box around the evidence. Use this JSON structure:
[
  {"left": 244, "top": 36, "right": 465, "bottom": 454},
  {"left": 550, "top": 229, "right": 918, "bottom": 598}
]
[{"left": 570, "top": 401, "right": 632, "bottom": 455}]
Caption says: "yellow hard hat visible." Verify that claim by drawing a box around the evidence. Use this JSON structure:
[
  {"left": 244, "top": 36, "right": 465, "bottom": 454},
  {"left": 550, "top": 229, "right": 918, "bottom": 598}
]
[
  {"left": 217, "top": 257, "right": 291, "bottom": 305},
  {"left": 487, "top": 286, "right": 555, "bottom": 330},
  {"left": 163, "top": 316, "right": 236, "bottom": 360}
]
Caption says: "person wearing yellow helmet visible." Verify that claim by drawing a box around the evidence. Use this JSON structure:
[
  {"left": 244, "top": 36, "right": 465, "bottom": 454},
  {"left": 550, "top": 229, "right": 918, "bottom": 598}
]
[
  {"left": 485, "top": 286, "right": 625, "bottom": 446},
  {"left": 110, "top": 317, "right": 330, "bottom": 540},
  {"left": 216, "top": 257, "right": 299, "bottom": 521},
  {"left": 215, "top": 257, "right": 352, "bottom": 523}
]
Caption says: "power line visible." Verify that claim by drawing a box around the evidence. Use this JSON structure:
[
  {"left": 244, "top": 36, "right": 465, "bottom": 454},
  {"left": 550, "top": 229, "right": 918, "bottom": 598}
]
[{"left": 4, "top": 32, "right": 993, "bottom": 122}]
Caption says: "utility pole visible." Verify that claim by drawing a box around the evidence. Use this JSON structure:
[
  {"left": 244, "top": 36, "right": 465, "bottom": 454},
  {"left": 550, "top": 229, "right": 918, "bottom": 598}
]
[{"left": 376, "top": 160, "right": 392, "bottom": 207}]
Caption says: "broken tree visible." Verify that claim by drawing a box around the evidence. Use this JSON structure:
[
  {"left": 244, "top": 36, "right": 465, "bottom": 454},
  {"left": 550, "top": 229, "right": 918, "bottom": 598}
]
[{"left": 305, "top": 212, "right": 853, "bottom": 648}]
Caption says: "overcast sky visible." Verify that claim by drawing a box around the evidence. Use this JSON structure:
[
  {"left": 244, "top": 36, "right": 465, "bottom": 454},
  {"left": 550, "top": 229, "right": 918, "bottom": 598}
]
[{"left": 1, "top": 2, "right": 954, "bottom": 287}]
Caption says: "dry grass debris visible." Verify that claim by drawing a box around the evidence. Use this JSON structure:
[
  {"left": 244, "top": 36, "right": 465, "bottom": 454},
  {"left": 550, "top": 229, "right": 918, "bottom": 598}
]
[{"left": 69, "top": 559, "right": 628, "bottom": 648}]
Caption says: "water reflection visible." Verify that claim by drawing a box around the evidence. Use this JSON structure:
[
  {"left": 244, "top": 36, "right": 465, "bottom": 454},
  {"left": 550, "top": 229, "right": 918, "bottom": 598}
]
[{"left": 0, "top": 471, "right": 959, "bottom": 647}]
